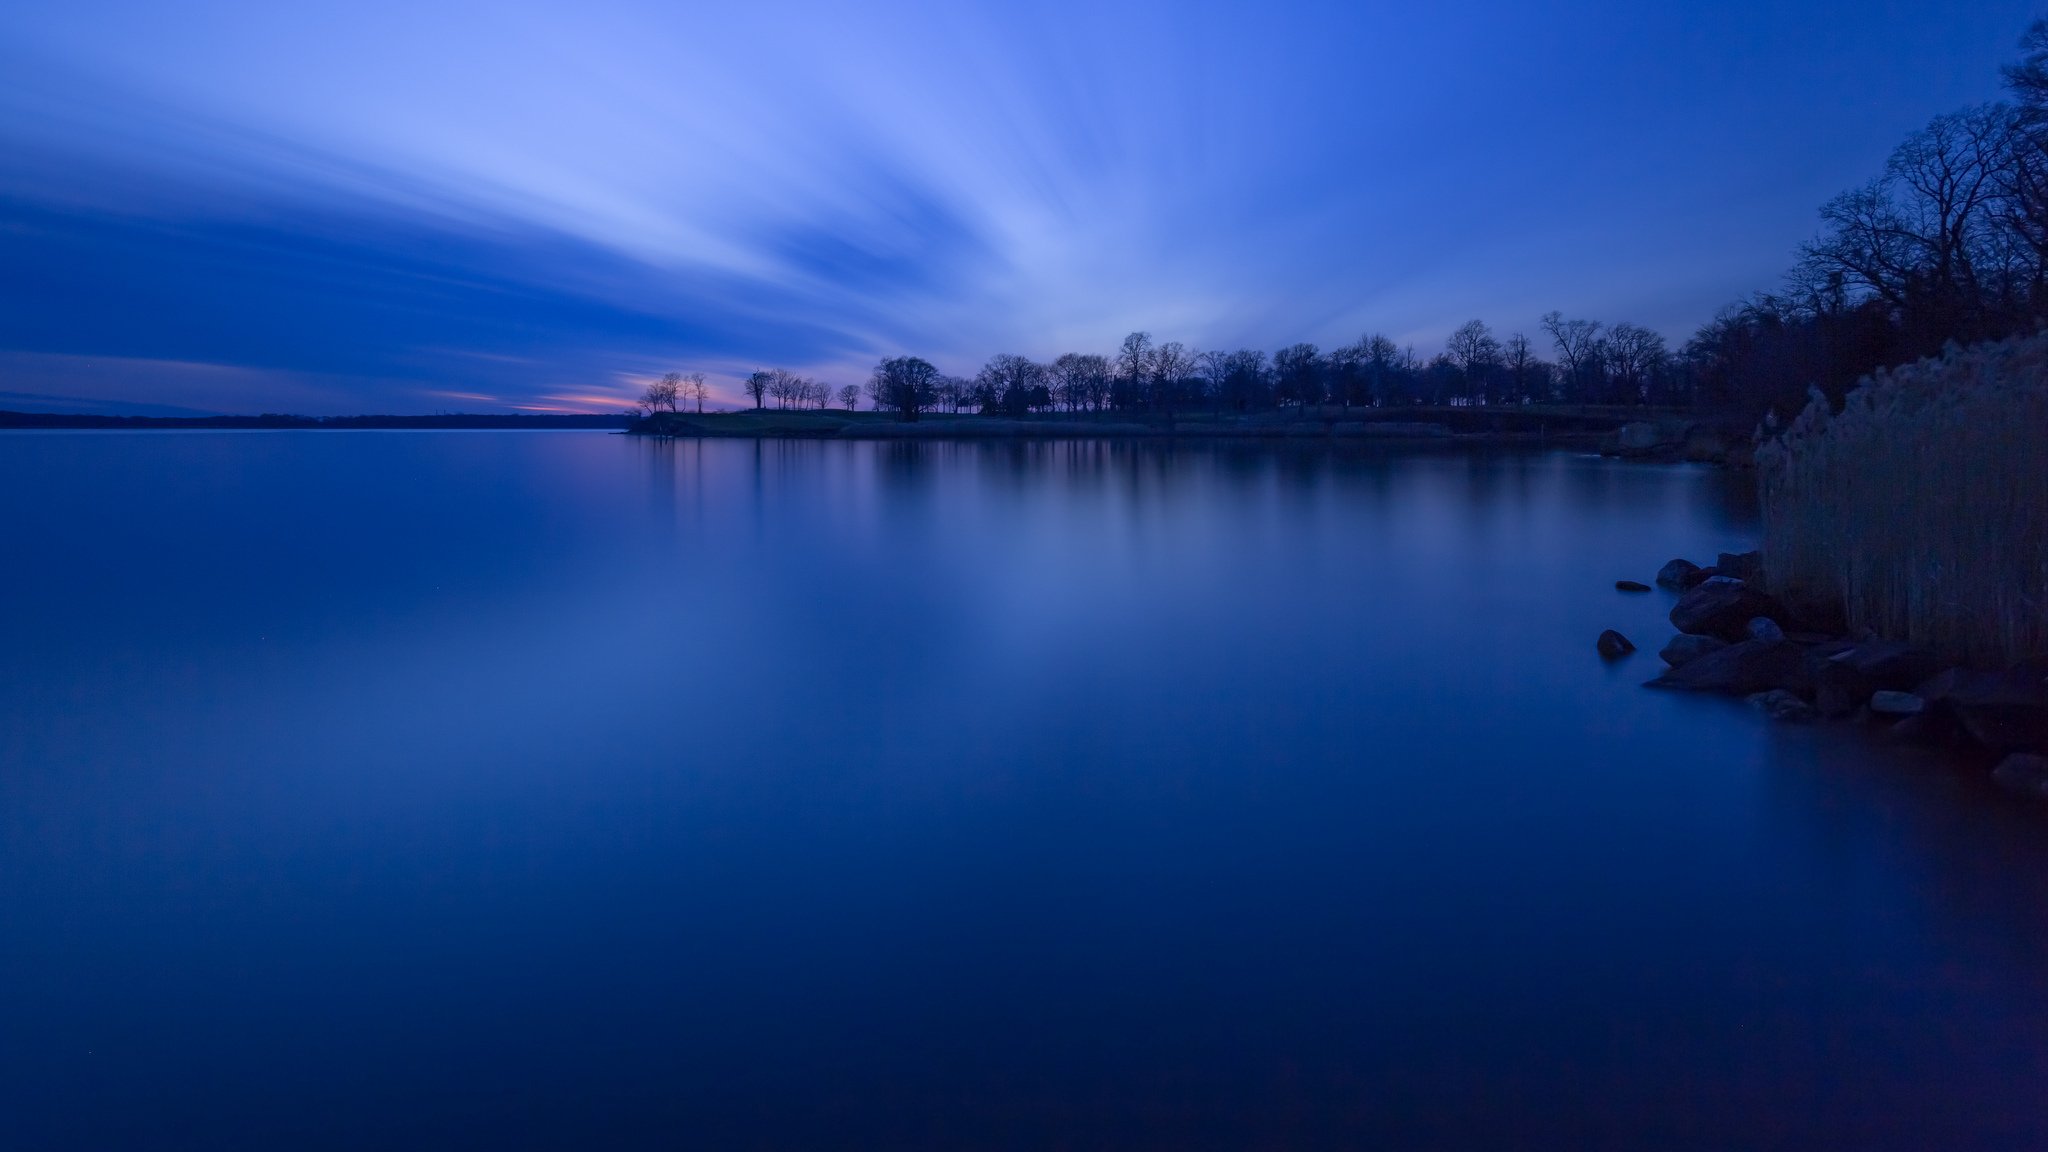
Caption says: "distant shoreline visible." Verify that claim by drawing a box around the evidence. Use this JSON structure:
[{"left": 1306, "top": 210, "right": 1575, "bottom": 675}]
[
  {"left": 0, "top": 406, "right": 1750, "bottom": 464},
  {"left": 624, "top": 406, "right": 1744, "bottom": 461},
  {"left": 0, "top": 411, "right": 634, "bottom": 430}
]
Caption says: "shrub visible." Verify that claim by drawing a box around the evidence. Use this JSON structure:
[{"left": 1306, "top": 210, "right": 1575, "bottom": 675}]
[{"left": 1757, "top": 332, "right": 2048, "bottom": 666}]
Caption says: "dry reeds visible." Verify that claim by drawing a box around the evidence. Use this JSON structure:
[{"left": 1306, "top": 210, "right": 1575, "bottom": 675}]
[{"left": 1757, "top": 332, "right": 2048, "bottom": 667}]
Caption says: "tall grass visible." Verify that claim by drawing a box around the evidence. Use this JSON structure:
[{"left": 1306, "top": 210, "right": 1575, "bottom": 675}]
[{"left": 1757, "top": 332, "right": 2048, "bottom": 667}]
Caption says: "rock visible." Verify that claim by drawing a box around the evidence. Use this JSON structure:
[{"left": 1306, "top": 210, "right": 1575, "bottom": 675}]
[
  {"left": 1660, "top": 634, "right": 1728, "bottom": 668},
  {"left": 1669, "top": 578, "right": 1781, "bottom": 642},
  {"left": 1597, "top": 630, "right": 1636, "bottom": 659},
  {"left": 1682, "top": 427, "right": 1729, "bottom": 464},
  {"left": 1869, "top": 691, "right": 1925, "bottom": 716},
  {"left": 1647, "top": 638, "right": 1810, "bottom": 696},
  {"left": 1812, "top": 641, "right": 1916, "bottom": 718},
  {"left": 1615, "top": 580, "right": 1652, "bottom": 593},
  {"left": 1746, "top": 617, "right": 1785, "bottom": 642},
  {"left": 1992, "top": 754, "right": 2048, "bottom": 799},
  {"left": 1616, "top": 422, "right": 1668, "bottom": 451},
  {"left": 1886, "top": 711, "right": 1955, "bottom": 745},
  {"left": 1715, "top": 551, "right": 1763, "bottom": 583},
  {"left": 1748, "top": 689, "right": 1817, "bottom": 721},
  {"left": 1777, "top": 592, "right": 1849, "bottom": 636},
  {"left": 1829, "top": 641, "right": 1941, "bottom": 691},
  {"left": 1655, "top": 559, "right": 1703, "bottom": 590},
  {"left": 1813, "top": 654, "right": 1872, "bottom": 717},
  {"left": 1916, "top": 668, "right": 2048, "bottom": 753}
]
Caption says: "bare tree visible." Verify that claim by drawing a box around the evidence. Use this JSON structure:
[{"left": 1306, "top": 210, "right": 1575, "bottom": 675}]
[
  {"left": 1541, "top": 313, "right": 1604, "bottom": 400},
  {"left": 1052, "top": 353, "right": 1110, "bottom": 412},
  {"left": 1114, "top": 332, "right": 1154, "bottom": 409},
  {"left": 1150, "top": 341, "right": 1195, "bottom": 413},
  {"left": 837, "top": 383, "right": 861, "bottom": 411},
  {"left": 1502, "top": 334, "right": 1537, "bottom": 402},
  {"left": 867, "top": 356, "right": 940, "bottom": 421},
  {"left": 640, "top": 372, "right": 681, "bottom": 415},
  {"left": 1445, "top": 320, "right": 1502, "bottom": 403},
  {"left": 974, "top": 354, "right": 1050, "bottom": 414},
  {"left": 743, "top": 370, "right": 772, "bottom": 409},
  {"left": 1272, "top": 343, "right": 1323, "bottom": 409},
  {"left": 1603, "top": 323, "right": 1668, "bottom": 403},
  {"left": 682, "top": 371, "right": 708, "bottom": 413}
]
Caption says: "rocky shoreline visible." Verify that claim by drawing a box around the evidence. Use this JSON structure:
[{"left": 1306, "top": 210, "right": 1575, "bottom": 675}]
[{"left": 1600, "top": 550, "right": 2048, "bottom": 798}]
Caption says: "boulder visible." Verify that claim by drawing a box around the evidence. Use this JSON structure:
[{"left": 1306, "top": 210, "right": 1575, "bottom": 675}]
[
  {"left": 1597, "top": 630, "right": 1636, "bottom": 660},
  {"left": 1616, "top": 422, "right": 1668, "bottom": 451},
  {"left": 1776, "top": 591, "right": 1849, "bottom": 636},
  {"left": 1886, "top": 711, "right": 1956, "bottom": 745},
  {"left": 1660, "top": 634, "right": 1728, "bottom": 668},
  {"left": 1715, "top": 551, "right": 1764, "bottom": 583},
  {"left": 1827, "top": 640, "right": 1940, "bottom": 691},
  {"left": 1992, "top": 754, "right": 2048, "bottom": 800},
  {"left": 1813, "top": 656, "right": 1866, "bottom": 714},
  {"left": 1615, "top": 580, "right": 1652, "bottom": 593},
  {"left": 1869, "top": 691, "right": 1925, "bottom": 716},
  {"left": 1916, "top": 668, "right": 2048, "bottom": 753},
  {"left": 1810, "top": 649, "right": 1871, "bottom": 717},
  {"left": 1669, "top": 578, "right": 1781, "bottom": 642},
  {"left": 1647, "top": 638, "right": 1810, "bottom": 695},
  {"left": 1655, "top": 559, "right": 1703, "bottom": 590},
  {"left": 1748, "top": 689, "right": 1817, "bottom": 722},
  {"left": 1746, "top": 617, "right": 1785, "bottom": 642}
]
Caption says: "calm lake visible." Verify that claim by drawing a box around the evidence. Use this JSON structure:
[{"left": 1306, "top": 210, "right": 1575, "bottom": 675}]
[{"left": 3, "top": 430, "right": 2046, "bottom": 1150}]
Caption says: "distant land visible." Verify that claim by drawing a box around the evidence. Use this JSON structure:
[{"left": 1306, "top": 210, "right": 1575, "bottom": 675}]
[{"left": 0, "top": 411, "right": 635, "bottom": 430}]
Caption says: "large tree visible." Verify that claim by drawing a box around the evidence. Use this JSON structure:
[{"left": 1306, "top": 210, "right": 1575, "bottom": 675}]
[
  {"left": 641, "top": 372, "right": 681, "bottom": 414},
  {"left": 1114, "top": 332, "right": 1154, "bottom": 409},
  {"left": 1603, "top": 323, "right": 1668, "bottom": 404},
  {"left": 868, "top": 356, "right": 940, "bottom": 421},
  {"left": 974, "top": 353, "right": 1048, "bottom": 415},
  {"left": 1541, "top": 313, "right": 1604, "bottom": 402},
  {"left": 1445, "top": 320, "right": 1502, "bottom": 403},
  {"left": 1051, "top": 353, "right": 1107, "bottom": 412},
  {"left": 1272, "top": 343, "right": 1323, "bottom": 409},
  {"left": 1150, "top": 341, "right": 1195, "bottom": 413}
]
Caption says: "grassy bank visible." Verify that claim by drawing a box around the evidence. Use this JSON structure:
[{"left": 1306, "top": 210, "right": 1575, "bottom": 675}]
[{"left": 1758, "top": 333, "right": 2048, "bottom": 667}]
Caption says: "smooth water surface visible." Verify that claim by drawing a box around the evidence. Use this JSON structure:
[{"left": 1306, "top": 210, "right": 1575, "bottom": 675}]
[{"left": 3, "top": 431, "right": 2045, "bottom": 1150}]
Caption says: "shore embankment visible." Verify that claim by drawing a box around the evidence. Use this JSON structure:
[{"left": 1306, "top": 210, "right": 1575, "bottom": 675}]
[
  {"left": 1603, "top": 334, "right": 2048, "bottom": 797},
  {"left": 627, "top": 404, "right": 1748, "bottom": 456}
]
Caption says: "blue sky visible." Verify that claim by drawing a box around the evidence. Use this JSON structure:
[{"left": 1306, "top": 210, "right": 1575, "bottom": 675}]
[{"left": 0, "top": 0, "right": 2037, "bottom": 412}]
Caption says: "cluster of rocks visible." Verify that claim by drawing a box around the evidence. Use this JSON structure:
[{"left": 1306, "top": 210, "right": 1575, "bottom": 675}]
[
  {"left": 1598, "top": 550, "right": 2048, "bottom": 799},
  {"left": 1599, "top": 420, "right": 1753, "bottom": 467}
]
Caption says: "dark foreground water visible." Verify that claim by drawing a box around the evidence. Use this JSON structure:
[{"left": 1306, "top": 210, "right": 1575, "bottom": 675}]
[{"left": 3, "top": 431, "right": 2046, "bottom": 1150}]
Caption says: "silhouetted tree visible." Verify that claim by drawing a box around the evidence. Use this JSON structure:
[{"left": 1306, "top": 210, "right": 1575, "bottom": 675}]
[
  {"left": 1541, "top": 313, "right": 1605, "bottom": 402},
  {"left": 1150, "top": 341, "right": 1195, "bottom": 414},
  {"left": 868, "top": 356, "right": 940, "bottom": 421},
  {"left": 1272, "top": 343, "right": 1323, "bottom": 408},
  {"left": 1445, "top": 320, "right": 1501, "bottom": 403},
  {"left": 641, "top": 372, "right": 681, "bottom": 414},
  {"left": 1112, "top": 332, "right": 1154, "bottom": 409},
  {"left": 837, "top": 383, "right": 861, "bottom": 410},
  {"left": 1604, "top": 323, "right": 1667, "bottom": 404},
  {"left": 973, "top": 353, "right": 1050, "bottom": 415},
  {"left": 744, "top": 370, "right": 772, "bottom": 409}
]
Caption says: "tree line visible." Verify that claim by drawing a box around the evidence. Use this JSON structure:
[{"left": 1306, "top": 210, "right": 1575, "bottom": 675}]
[
  {"left": 679, "top": 318, "right": 1688, "bottom": 422},
  {"left": 1688, "top": 20, "right": 2048, "bottom": 421},
  {"left": 645, "top": 21, "right": 2048, "bottom": 426}
]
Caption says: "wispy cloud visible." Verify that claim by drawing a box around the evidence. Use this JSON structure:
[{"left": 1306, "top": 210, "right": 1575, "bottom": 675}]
[{"left": 0, "top": 0, "right": 2034, "bottom": 410}]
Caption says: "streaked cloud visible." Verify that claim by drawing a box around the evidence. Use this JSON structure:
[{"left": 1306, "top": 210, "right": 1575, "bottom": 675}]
[{"left": 0, "top": 0, "right": 2035, "bottom": 411}]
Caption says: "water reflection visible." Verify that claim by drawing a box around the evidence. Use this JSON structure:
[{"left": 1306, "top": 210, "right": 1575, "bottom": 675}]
[{"left": 0, "top": 431, "right": 2036, "bottom": 1151}]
